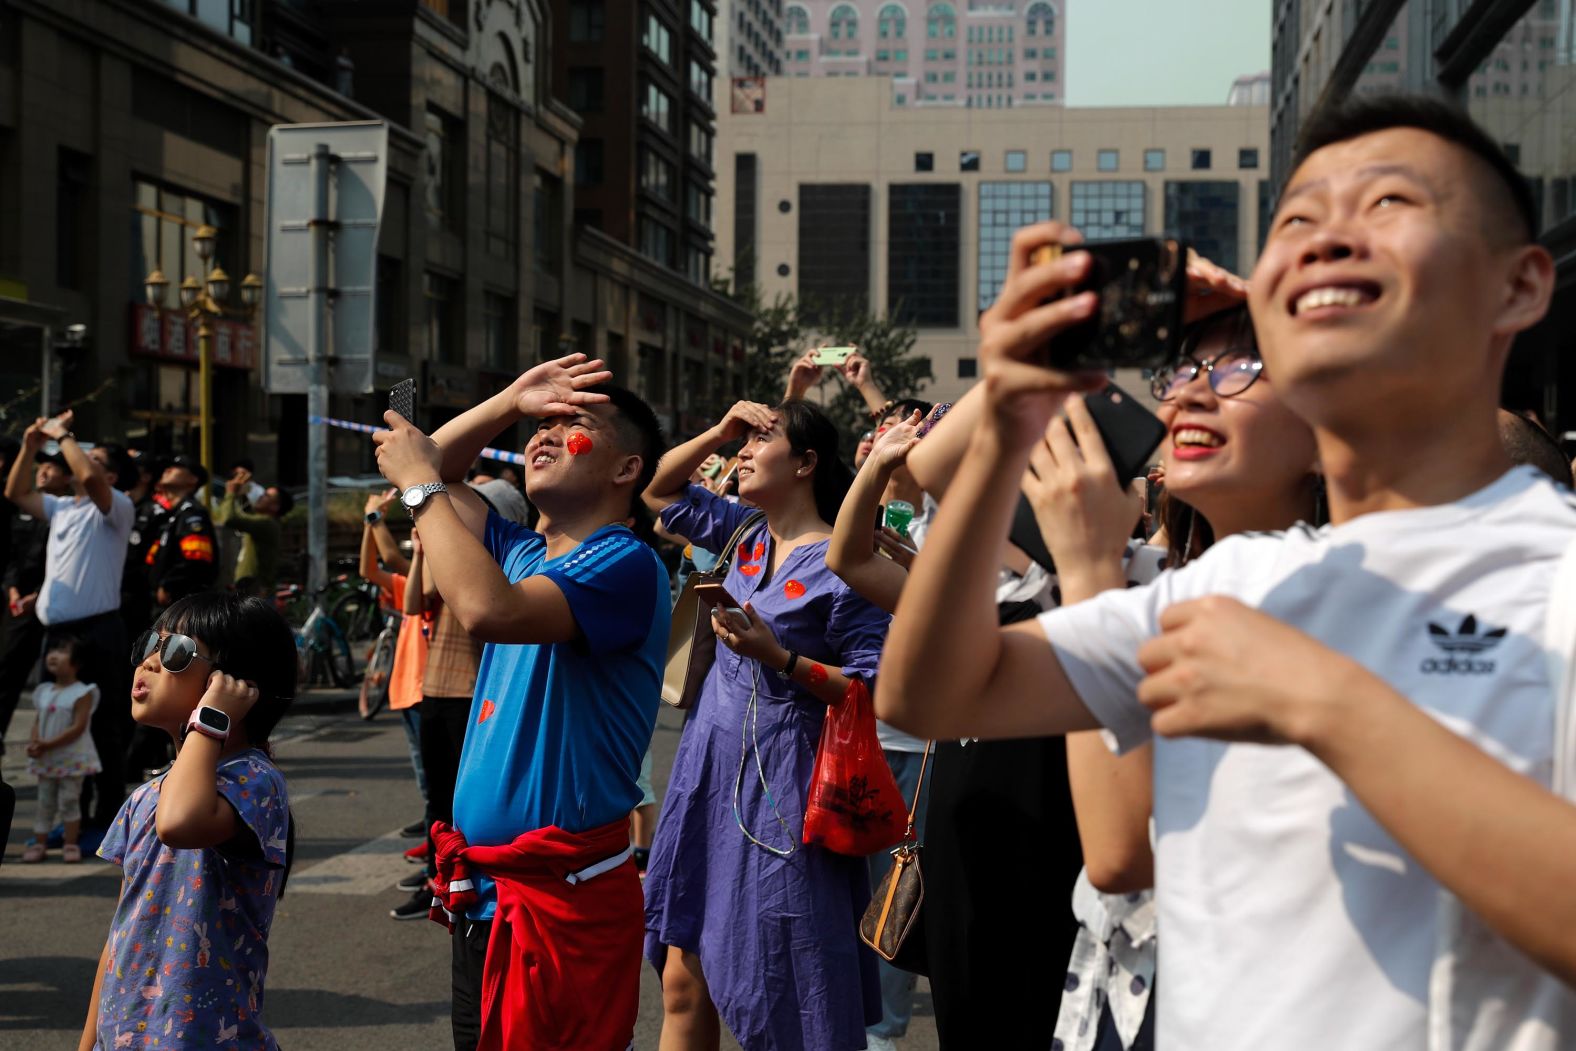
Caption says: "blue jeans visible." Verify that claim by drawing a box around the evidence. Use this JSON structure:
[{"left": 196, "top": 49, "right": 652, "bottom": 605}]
[
  {"left": 866, "top": 748, "right": 932, "bottom": 1039},
  {"left": 399, "top": 705, "right": 428, "bottom": 803}
]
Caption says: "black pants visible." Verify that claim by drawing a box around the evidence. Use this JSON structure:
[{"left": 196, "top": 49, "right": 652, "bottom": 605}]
[
  {"left": 0, "top": 608, "right": 43, "bottom": 743},
  {"left": 420, "top": 696, "right": 471, "bottom": 879},
  {"left": 45, "top": 610, "right": 129, "bottom": 828},
  {"left": 451, "top": 917, "right": 491, "bottom": 1051}
]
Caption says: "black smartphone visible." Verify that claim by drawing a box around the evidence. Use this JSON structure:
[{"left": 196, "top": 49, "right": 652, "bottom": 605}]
[
  {"left": 1082, "top": 383, "right": 1168, "bottom": 488},
  {"left": 1007, "top": 383, "right": 1167, "bottom": 576},
  {"left": 1033, "top": 238, "right": 1187, "bottom": 372},
  {"left": 389, "top": 378, "right": 416, "bottom": 424}
]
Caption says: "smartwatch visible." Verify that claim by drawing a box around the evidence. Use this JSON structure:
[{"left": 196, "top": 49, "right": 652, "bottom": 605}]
[
  {"left": 183, "top": 705, "right": 232, "bottom": 744},
  {"left": 365, "top": 510, "right": 382, "bottom": 524},
  {"left": 401, "top": 482, "right": 449, "bottom": 514}
]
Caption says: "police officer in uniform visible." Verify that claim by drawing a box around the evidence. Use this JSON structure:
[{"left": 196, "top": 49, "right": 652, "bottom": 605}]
[{"left": 145, "top": 454, "right": 218, "bottom": 607}]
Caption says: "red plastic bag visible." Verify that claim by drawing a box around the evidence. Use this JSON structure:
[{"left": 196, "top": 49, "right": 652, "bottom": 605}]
[{"left": 803, "top": 678, "right": 909, "bottom": 856}]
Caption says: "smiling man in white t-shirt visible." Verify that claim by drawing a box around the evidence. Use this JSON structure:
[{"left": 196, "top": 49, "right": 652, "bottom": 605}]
[{"left": 878, "top": 95, "right": 1576, "bottom": 1049}]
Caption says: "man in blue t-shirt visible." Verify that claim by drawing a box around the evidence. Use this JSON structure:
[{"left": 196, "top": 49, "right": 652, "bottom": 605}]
[{"left": 373, "top": 357, "right": 669, "bottom": 1051}]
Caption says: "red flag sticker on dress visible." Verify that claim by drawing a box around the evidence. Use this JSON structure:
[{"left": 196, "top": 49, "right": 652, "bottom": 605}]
[{"left": 784, "top": 580, "right": 806, "bottom": 600}]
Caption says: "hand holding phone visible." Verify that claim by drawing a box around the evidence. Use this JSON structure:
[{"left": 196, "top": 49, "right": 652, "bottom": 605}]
[
  {"left": 811, "top": 346, "right": 858, "bottom": 367},
  {"left": 1030, "top": 238, "right": 1187, "bottom": 372}
]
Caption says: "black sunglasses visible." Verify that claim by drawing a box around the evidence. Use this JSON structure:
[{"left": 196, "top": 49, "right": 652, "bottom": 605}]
[
  {"left": 1150, "top": 346, "right": 1264, "bottom": 403},
  {"left": 131, "top": 630, "right": 218, "bottom": 674}
]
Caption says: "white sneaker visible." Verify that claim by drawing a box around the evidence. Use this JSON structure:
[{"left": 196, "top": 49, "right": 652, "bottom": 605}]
[{"left": 865, "top": 1035, "right": 899, "bottom": 1051}]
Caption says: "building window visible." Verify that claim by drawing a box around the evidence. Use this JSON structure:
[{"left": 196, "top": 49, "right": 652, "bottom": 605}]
[
  {"left": 56, "top": 147, "right": 90, "bottom": 291},
  {"left": 686, "top": 182, "right": 714, "bottom": 226},
  {"left": 686, "top": 246, "right": 712, "bottom": 285},
  {"left": 1097, "top": 149, "right": 1119, "bottom": 172},
  {"left": 568, "top": 67, "right": 605, "bottom": 112},
  {"left": 131, "top": 179, "right": 237, "bottom": 307},
  {"left": 534, "top": 172, "right": 562, "bottom": 274},
  {"left": 978, "top": 181, "right": 1053, "bottom": 311},
  {"left": 1051, "top": 149, "right": 1072, "bottom": 172},
  {"left": 482, "top": 292, "right": 515, "bottom": 370},
  {"left": 1004, "top": 150, "right": 1027, "bottom": 173},
  {"left": 786, "top": 4, "right": 810, "bottom": 34},
  {"left": 569, "top": 0, "right": 605, "bottom": 42},
  {"left": 375, "top": 255, "right": 404, "bottom": 358},
  {"left": 575, "top": 139, "right": 604, "bottom": 187},
  {"left": 690, "top": 0, "right": 713, "bottom": 42},
  {"left": 424, "top": 106, "right": 462, "bottom": 232},
  {"left": 960, "top": 151, "right": 980, "bottom": 172},
  {"left": 888, "top": 183, "right": 960, "bottom": 327},
  {"left": 688, "top": 121, "right": 714, "bottom": 166},
  {"left": 915, "top": 151, "right": 934, "bottom": 172},
  {"left": 1238, "top": 147, "right": 1259, "bottom": 170},
  {"left": 641, "top": 79, "right": 674, "bottom": 132},
  {"left": 927, "top": 2, "right": 956, "bottom": 39},
  {"left": 734, "top": 153, "right": 758, "bottom": 287},
  {"left": 799, "top": 183, "right": 872, "bottom": 321},
  {"left": 1165, "top": 180, "right": 1240, "bottom": 274},
  {"left": 643, "top": 10, "right": 673, "bottom": 64},
  {"left": 1144, "top": 148, "right": 1165, "bottom": 171},
  {"left": 425, "top": 271, "right": 461, "bottom": 364},
  {"left": 830, "top": 3, "right": 858, "bottom": 39},
  {"left": 639, "top": 217, "right": 676, "bottom": 267},
  {"left": 1070, "top": 181, "right": 1146, "bottom": 239},
  {"left": 878, "top": 2, "right": 906, "bottom": 38},
  {"left": 485, "top": 93, "right": 518, "bottom": 259},
  {"left": 689, "top": 58, "right": 713, "bottom": 100},
  {"left": 1191, "top": 148, "right": 1212, "bottom": 170},
  {"left": 639, "top": 148, "right": 676, "bottom": 202},
  {"left": 957, "top": 357, "right": 977, "bottom": 378}
]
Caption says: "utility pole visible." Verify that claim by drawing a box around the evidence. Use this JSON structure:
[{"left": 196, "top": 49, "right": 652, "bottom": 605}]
[{"left": 307, "top": 142, "right": 333, "bottom": 595}]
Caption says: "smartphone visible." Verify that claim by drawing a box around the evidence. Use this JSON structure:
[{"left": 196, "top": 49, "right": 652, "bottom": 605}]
[
  {"left": 694, "top": 581, "right": 744, "bottom": 616},
  {"left": 389, "top": 378, "right": 417, "bottom": 424},
  {"left": 811, "top": 346, "right": 858, "bottom": 367},
  {"left": 1031, "top": 238, "right": 1187, "bottom": 372},
  {"left": 1082, "top": 383, "right": 1168, "bottom": 488}
]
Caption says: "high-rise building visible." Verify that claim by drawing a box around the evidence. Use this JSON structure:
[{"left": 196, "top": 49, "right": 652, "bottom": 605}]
[
  {"left": 782, "top": 1, "right": 1066, "bottom": 109},
  {"left": 719, "top": 0, "right": 786, "bottom": 78},
  {"left": 718, "top": 76, "right": 1268, "bottom": 402},
  {"left": 1270, "top": 0, "right": 1576, "bottom": 427}
]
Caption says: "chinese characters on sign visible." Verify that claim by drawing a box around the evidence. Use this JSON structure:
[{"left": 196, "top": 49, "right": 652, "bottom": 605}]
[{"left": 130, "top": 304, "right": 258, "bottom": 369}]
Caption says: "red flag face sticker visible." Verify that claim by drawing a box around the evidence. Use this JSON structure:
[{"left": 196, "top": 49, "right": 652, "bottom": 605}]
[
  {"left": 784, "top": 580, "right": 806, "bottom": 600},
  {"left": 566, "top": 433, "right": 593, "bottom": 456}
]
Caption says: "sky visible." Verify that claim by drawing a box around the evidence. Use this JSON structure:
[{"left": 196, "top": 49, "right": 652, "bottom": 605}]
[{"left": 1066, "top": 0, "right": 1272, "bottom": 107}]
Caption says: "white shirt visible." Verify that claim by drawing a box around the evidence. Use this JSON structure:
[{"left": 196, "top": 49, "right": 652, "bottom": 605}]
[
  {"left": 1039, "top": 467, "right": 1576, "bottom": 1050},
  {"left": 37, "top": 489, "right": 134, "bottom": 626}
]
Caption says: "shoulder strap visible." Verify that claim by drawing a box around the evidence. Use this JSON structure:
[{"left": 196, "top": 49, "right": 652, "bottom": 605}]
[
  {"left": 711, "top": 511, "right": 767, "bottom": 577},
  {"left": 1543, "top": 533, "right": 1576, "bottom": 801}
]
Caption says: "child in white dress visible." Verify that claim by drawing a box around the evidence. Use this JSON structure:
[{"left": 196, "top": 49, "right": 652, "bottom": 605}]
[{"left": 23, "top": 636, "right": 101, "bottom": 863}]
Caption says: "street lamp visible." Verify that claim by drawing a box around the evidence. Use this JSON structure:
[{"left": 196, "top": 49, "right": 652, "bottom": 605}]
[{"left": 142, "top": 227, "right": 263, "bottom": 489}]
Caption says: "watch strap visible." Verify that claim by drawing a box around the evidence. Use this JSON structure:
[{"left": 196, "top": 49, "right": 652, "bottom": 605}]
[
  {"left": 779, "top": 651, "right": 800, "bottom": 680},
  {"left": 183, "top": 705, "right": 230, "bottom": 743}
]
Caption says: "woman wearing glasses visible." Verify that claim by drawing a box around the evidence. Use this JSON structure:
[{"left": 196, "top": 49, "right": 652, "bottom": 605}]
[{"left": 1035, "top": 301, "right": 1322, "bottom": 1051}]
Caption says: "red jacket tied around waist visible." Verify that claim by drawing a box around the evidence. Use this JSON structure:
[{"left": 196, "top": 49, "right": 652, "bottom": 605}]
[{"left": 429, "top": 818, "right": 642, "bottom": 1051}]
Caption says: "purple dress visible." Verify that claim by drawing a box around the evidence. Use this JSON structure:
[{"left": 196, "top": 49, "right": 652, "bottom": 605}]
[{"left": 645, "top": 485, "right": 886, "bottom": 1050}]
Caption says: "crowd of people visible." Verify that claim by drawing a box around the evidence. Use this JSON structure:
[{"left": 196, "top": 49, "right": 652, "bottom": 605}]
[{"left": 3, "top": 92, "right": 1576, "bottom": 1051}]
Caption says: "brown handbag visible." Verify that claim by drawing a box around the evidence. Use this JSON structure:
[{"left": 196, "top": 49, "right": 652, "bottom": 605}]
[
  {"left": 858, "top": 740, "right": 932, "bottom": 974},
  {"left": 661, "top": 511, "right": 767, "bottom": 709}
]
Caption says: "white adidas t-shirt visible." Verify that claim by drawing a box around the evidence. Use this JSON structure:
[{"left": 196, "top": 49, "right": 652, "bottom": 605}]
[{"left": 1039, "top": 466, "right": 1576, "bottom": 1050}]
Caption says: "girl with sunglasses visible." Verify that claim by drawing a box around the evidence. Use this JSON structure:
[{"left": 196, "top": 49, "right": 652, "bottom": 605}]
[
  {"left": 80, "top": 591, "right": 297, "bottom": 1051},
  {"left": 1030, "top": 302, "right": 1321, "bottom": 1051}
]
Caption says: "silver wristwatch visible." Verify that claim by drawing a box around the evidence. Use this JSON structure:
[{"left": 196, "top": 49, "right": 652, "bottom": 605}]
[{"left": 401, "top": 482, "right": 449, "bottom": 514}]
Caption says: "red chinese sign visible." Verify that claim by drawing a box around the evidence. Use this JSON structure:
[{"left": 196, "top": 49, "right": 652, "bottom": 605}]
[{"left": 129, "top": 304, "right": 258, "bottom": 370}]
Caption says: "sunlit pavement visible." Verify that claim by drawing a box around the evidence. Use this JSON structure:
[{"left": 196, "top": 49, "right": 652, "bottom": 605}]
[{"left": 0, "top": 694, "right": 937, "bottom": 1050}]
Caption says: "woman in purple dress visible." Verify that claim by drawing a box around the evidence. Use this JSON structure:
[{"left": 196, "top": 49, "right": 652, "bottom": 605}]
[{"left": 643, "top": 399, "right": 886, "bottom": 1051}]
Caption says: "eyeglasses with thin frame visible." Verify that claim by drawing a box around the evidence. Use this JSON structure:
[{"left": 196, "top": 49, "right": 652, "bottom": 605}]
[
  {"left": 130, "top": 630, "right": 217, "bottom": 674},
  {"left": 1150, "top": 346, "right": 1264, "bottom": 403}
]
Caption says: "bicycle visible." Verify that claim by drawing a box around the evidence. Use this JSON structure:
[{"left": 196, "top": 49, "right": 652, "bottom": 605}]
[
  {"left": 358, "top": 607, "right": 402, "bottom": 720},
  {"left": 275, "top": 582, "right": 359, "bottom": 689}
]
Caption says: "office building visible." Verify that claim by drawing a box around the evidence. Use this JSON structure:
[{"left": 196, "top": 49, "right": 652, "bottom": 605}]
[
  {"left": 719, "top": 0, "right": 786, "bottom": 78},
  {"left": 717, "top": 76, "right": 1268, "bottom": 403},
  {"left": 783, "top": 0, "right": 1067, "bottom": 109},
  {"left": 1269, "top": 0, "right": 1576, "bottom": 427}
]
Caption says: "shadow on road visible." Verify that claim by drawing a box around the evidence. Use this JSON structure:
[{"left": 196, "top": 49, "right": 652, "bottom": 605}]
[
  {"left": 0, "top": 955, "right": 99, "bottom": 1029},
  {"left": 267, "top": 988, "right": 449, "bottom": 1028}
]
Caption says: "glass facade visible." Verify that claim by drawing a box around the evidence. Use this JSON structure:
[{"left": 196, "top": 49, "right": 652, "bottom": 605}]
[
  {"left": 888, "top": 183, "right": 961, "bottom": 327},
  {"left": 1070, "top": 181, "right": 1146, "bottom": 240},
  {"left": 978, "top": 181, "right": 1053, "bottom": 312},
  {"left": 798, "top": 184, "right": 873, "bottom": 321},
  {"left": 1164, "top": 181, "right": 1242, "bottom": 274}
]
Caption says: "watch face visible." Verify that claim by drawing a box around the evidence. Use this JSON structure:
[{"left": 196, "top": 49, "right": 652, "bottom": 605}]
[
  {"left": 402, "top": 485, "right": 424, "bottom": 508},
  {"left": 198, "top": 707, "right": 231, "bottom": 733}
]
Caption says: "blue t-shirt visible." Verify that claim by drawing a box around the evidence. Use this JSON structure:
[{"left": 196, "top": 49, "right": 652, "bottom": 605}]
[
  {"left": 452, "top": 513, "right": 669, "bottom": 918},
  {"left": 96, "top": 749, "right": 289, "bottom": 1050}
]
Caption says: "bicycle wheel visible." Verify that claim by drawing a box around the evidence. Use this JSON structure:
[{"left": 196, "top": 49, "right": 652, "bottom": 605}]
[
  {"left": 322, "top": 622, "right": 358, "bottom": 688},
  {"left": 358, "top": 629, "right": 396, "bottom": 720},
  {"left": 330, "top": 590, "right": 380, "bottom": 643}
]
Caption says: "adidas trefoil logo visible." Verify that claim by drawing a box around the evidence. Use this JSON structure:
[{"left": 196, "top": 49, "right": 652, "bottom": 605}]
[{"left": 1421, "top": 614, "right": 1506, "bottom": 675}]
